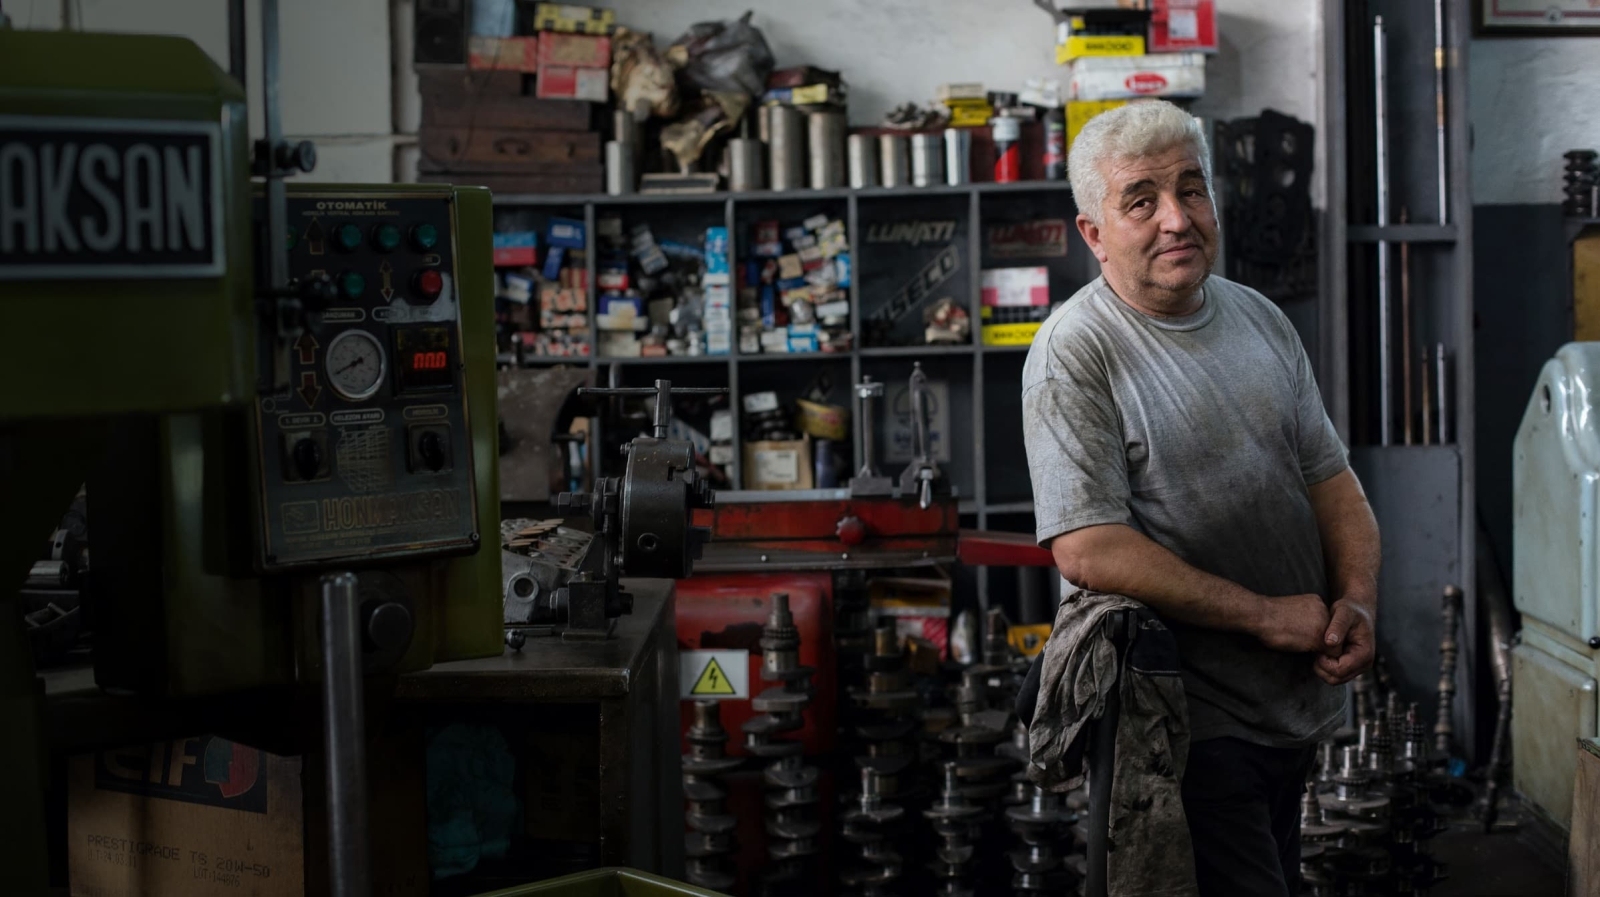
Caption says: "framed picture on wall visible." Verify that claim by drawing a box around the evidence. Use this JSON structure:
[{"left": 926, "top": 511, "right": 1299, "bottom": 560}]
[{"left": 1477, "top": 0, "right": 1600, "bottom": 36}]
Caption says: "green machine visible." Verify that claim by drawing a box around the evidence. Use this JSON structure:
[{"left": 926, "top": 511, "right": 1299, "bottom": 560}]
[{"left": 0, "top": 24, "right": 503, "bottom": 897}]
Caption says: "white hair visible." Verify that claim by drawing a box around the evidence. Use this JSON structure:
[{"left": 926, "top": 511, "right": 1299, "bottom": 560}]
[{"left": 1068, "top": 100, "right": 1213, "bottom": 224}]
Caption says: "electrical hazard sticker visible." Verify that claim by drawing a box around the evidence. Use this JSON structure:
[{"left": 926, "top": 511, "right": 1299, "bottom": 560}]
[{"left": 680, "top": 650, "right": 748, "bottom": 700}]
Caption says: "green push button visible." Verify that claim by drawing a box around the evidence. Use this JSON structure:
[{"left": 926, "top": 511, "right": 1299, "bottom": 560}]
[
  {"left": 286, "top": 225, "right": 299, "bottom": 251},
  {"left": 411, "top": 223, "right": 439, "bottom": 252},
  {"left": 373, "top": 223, "right": 402, "bottom": 253},
  {"left": 339, "top": 271, "right": 366, "bottom": 299},
  {"left": 333, "top": 224, "right": 362, "bottom": 253}
]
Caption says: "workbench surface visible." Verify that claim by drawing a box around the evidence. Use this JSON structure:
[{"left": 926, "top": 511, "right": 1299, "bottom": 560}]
[{"left": 395, "top": 578, "right": 674, "bottom": 702}]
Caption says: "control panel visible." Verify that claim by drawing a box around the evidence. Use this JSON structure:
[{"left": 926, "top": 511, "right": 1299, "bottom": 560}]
[{"left": 253, "top": 189, "right": 478, "bottom": 571}]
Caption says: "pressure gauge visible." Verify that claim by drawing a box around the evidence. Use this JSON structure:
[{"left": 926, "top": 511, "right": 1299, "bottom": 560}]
[{"left": 325, "top": 329, "right": 387, "bottom": 401}]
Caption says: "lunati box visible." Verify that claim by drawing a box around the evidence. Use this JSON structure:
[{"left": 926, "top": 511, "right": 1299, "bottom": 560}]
[{"left": 69, "top": 736, "right": 304, "bottom": 897}]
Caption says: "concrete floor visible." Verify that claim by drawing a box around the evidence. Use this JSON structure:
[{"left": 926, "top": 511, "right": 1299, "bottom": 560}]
[{"left": 1430, "top": 826, "right": 1565, "bottom": 897}]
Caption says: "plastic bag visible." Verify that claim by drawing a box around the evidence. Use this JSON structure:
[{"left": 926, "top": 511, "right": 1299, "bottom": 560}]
[{"left": 666, "top": 11, "right": 775, "bottom": 99}]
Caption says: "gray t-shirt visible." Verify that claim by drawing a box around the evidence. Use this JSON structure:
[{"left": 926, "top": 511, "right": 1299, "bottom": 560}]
[{"left": 1022, "top": 274, "right": 1348, "bottom": 748}]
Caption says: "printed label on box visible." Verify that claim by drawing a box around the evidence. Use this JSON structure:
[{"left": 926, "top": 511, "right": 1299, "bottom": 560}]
[{"left": 755, "top": 449, "right": 801, "bottom": 484}]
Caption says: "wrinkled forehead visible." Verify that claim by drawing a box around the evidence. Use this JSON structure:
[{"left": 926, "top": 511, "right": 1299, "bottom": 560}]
[{"left": 1102, "top": 144, "right": 1208, "bottom": 190}]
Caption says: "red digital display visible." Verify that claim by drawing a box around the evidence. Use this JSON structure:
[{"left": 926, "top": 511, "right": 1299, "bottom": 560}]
[
  {"left": 411, "top": 350, "right": 449, "bottom": 371},
  {"left": 392, "top": 325, "right": 454, "bottom": 392}
]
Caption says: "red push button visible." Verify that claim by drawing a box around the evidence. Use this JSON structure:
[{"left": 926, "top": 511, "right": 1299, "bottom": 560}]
[
  {"left": 836, "top": 515, "right": 866, "bottom": 546},
  {"left": 414, "top": 269, "right": 444, "bottom": 303}
]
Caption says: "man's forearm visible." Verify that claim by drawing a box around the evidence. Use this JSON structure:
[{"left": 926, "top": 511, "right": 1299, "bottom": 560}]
[
  {"left": 1050, "top": 523, "right": 1263, "bottom": 633},
  {"left": 1309, "top": 469, "right": 1381, "bottom": 611}
]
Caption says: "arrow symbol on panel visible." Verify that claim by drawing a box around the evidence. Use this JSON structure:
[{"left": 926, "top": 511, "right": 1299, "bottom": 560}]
[
  {"left": 379, "top": 259, "right": 395, "bottom": 301},
  {"left": 294, "top": 331, "right": 320, "bottom": 365},
  {"left": 297, "top": 372, "right": 322, "bottom": 408}
]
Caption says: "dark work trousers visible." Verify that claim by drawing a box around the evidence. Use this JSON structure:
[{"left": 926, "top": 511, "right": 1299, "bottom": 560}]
[{"left": 1181, "top": 736, "right": 1317, "bottom": 897}]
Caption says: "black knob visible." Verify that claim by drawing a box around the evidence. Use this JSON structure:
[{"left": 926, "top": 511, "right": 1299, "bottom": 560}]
[
  {"left": 292, "top": 438, "right": 322, "bottom": 481},
  {"left": 276, "top": 140, "right": 318, "bottom": 174},
  {"left": 1589, "top": 636, "right": 1600, "bottom": 650},
  {"left": 364, "top": 601, "right": 413, "bottom": 655},
  {"left": 418, "top": 431, "right": 446, "bottom": 472},
  {"left": 299, "top": 271, "right": 337, "bottom": 310}
]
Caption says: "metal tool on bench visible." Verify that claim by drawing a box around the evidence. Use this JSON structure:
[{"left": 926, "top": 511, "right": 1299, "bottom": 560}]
[
  {"left": 849, "top": 375, "right": 894, "bottom": 498},
  {"left": 898, "top": 362, "right": 947, "bottom": 510},
  {"left": 506, "top": 379, "right": 723, "bottom": 641}
]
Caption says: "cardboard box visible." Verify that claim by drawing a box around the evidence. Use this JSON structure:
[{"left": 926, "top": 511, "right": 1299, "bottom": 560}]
[
  {"left": 868, "top": 575, "right": 952, "bottom": 660},
  {"left": 492, "top": 231, "right": 539, "bottom": 267},
  {"left": 1067, "top": 99, "right": 1131, "bottom": 147},
  {"left": 1055, "top": 33, "right": 1146, "bottom": 64},
  {"left": 533, "top": 2, "right": 615, "bottom": 35},
  {"left": 1069, "top": 53, "right": 1206, "bottom": 101},
  {"left": 795, "top": 398, "right": 848, "bottom": 441},
  {"left": 981, "top": 266, "right": 1050, "bottom": 307},
  {"left": 537, "top": 31, "right": 611, "bottom": 69},
  {"left": 1148, "top": 0, "right": 1218, "bottom": 54},
  {"left": 70, "top": 736, "right": 304, "bottom": 897},
  {"left": 744, "top": 437, "right": 814, "bottom": 491},
  {"left": 982, "top": 321, "right": 1044, "bottom": 346},
  {"left": 535, "top": 65, "right": 608, "bottom": 102},
  {"left": 469, "top": 36, "right": 539, "bottom": 72}
]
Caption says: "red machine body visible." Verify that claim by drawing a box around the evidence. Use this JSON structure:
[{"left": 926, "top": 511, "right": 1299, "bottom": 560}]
[{"left": 674, "top": 572, "right": 836, "bottom": 757}]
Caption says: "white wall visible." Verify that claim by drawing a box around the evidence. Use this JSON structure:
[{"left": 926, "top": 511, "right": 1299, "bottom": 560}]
[
  {"left": 606, "top": 0, "right": 1322, "bottom": 143},
  {"left": 10, "top": 0, "right": 1328, "bottom": 195},
  {"left": 1470, "top": 37, "right": 1600, "bottom": 205},
  {"left": 11, "top": 0, "right": 397, "bottom": 182}
]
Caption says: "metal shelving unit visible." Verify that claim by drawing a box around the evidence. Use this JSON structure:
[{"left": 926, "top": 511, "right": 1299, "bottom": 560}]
[
  {"left": 496, "top": 179, "right": 1087, "bottom": 614},
  {"left": 1323, "top": 0, "right": 1479, "bottom": 757}
]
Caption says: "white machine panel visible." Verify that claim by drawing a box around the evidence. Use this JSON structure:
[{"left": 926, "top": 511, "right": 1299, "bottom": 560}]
[{"left": 1513, "top": 342, "right": 1600, "bottom": 642}]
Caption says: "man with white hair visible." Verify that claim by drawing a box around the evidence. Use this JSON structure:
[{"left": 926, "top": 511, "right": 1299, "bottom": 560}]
[{"left": 1022, "top": 100, "right": 1381, "bottom": 895}]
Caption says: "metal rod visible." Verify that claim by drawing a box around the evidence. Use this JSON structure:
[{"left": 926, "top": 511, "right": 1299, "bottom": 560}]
[
  {"left": 1435, "top": 585, "right": 1462, "bottom": 755},
  {"left": 320, "top": 572, "right": 371, "bottom": 897},
  {"left": 227, "top": 0, "right": 248, "bottom": 87},
  {"left": 856, "top": 376, "right": 881, "bottom": 478},
  {"left": 1400, "top": 207, "right": 1413, "bottom": 445},
  {"left": 1374, "top": 17, "right": 1393, "bottom": 446},
  {"left": 1436, "top": 342, "right": 1449, "bottom": 444},
  {"left": 262, "top": 0, "right": 291, "bottom": 390},
  {"left": 1433, "top": 0, "right": 1449, "bottom": 224},
  {"left": 1420, "top": 346, "right": 1433, "bottom": 446}
]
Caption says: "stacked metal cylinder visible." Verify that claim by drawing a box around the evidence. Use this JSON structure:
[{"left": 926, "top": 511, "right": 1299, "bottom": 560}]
[
  {"left": 924, "top": 761, "right": 983, "bottom": 896},
  {"left": 683, "top": 700, "right": 741, "bottom": 892},
  {"left": 1301, "top": 703, "right": 1444, "bottom": 896},
  {"left": 842, "top": 622, "right": 922, "bottom": 895},
  {"left": 1005, "top": 784, "right": 1073, "bottom": 894},
  {"left": 841, "top": 765, "right": 907, "bottom": 896},
  {"left": 743, "top": 593, "right": 820, "bottom": 896}
]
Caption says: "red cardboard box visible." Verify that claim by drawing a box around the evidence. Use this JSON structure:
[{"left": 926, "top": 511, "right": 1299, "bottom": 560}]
[
  {"left": 535, "top": 64, "right": 608, "bottom": 102},
  {"left": 1148, "top": 0, "right": 1217, "bottom": 53},
  {"left": 469, "top": 36, "right": 539, "bottom": 72},
  {"left": 537, "top": 31, "right": 611, "bottom": 69}
]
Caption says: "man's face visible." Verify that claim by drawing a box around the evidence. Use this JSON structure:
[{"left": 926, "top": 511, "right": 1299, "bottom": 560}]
[{"left": 1076, "top": 144, "right": 1219, "bottom": 311}]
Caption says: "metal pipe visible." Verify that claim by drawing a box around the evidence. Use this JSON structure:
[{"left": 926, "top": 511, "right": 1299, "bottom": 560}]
[
  {"left": 1374, "top": 17, "right": 1392, "bottom": 446},
  {"left": 1434, "top": 585, "right": 1462, "bottom": 756},
  {"left": 228, "top": 0, "right": 248, "bottom": 96},
  {"left": 1476, "top": 524, "right": 1515, "bottom": 831},
  {"left": 1433, "top": 0, "right": 1449, "bottom": 224},
  {"left": 1400, "top": 207, "right": 1413, "bottom": 445},
  {"left": 1420, "top": 346, "right": 1433, "bottom": 446},
  {"left": 1437, "top": 342, "right": 1450, "bottom": 443},
  {"left": 320, "top": 572, "right": 371, "bottom": 897}
]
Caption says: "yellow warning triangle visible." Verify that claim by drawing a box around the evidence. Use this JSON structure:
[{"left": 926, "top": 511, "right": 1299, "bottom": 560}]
[{"left": 690, "top": 657, "right": 737, "bottom": 696}]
